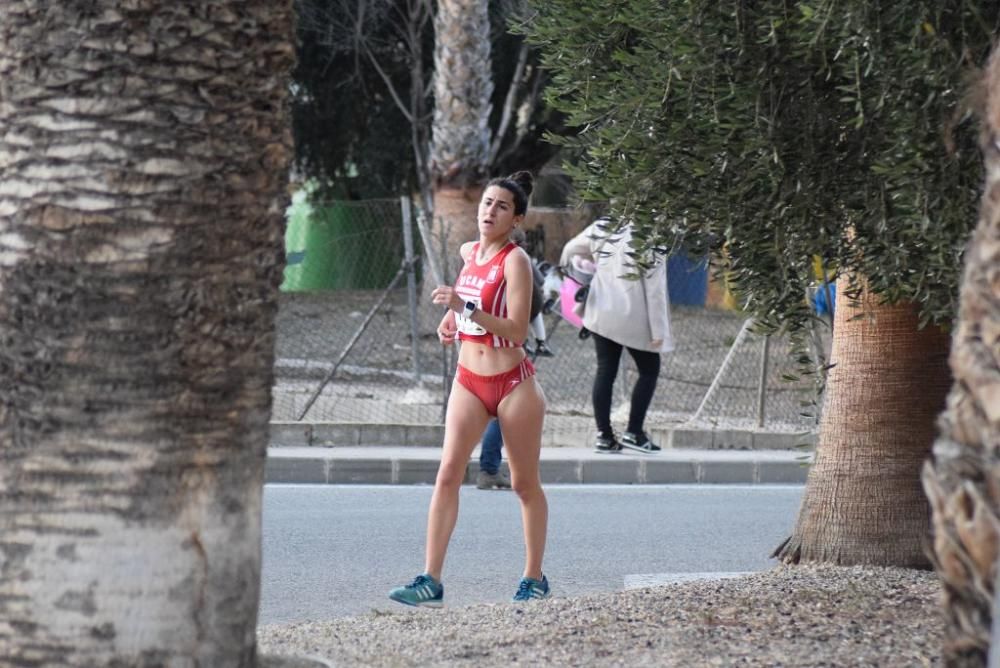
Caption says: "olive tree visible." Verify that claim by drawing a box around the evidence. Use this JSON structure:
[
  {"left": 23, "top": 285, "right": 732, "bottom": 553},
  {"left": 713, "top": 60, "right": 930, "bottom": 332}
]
[{"left": 523, "top": 0, "right": 998, "bottom": 566}]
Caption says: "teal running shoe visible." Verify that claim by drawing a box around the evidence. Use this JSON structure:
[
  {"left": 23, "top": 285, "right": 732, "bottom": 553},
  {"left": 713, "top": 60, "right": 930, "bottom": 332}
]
[
  {"left": 512, "top": 574, "right": 550, "bottom": 601},
  {"left": 388, "top": 573, "right": 444, "bottom": 608}
]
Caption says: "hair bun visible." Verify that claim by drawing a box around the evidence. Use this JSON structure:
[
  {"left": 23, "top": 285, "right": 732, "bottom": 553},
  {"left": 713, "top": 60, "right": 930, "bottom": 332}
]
[{"left": 509, "top": 171, "right": 534, "bottom": 198}]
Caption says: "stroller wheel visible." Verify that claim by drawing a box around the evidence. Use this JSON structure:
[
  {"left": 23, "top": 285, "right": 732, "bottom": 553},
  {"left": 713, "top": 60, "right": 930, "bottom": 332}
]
[{"left": 578, "top": 327, "right": 591, "bottom": 340}]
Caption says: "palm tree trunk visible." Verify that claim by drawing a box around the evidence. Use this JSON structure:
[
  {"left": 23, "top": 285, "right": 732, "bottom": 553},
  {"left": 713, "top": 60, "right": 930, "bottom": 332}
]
[
  {"left": 431, "top": 184, "right": 484, "bottom": 281},
  {"left": 429, "top": 0, "right": 494, "bottom": 279},
  {"left": 0, "top": 2, "right": 293, "bottom": 665},
  {"left": 774, "top": 278, "right": 951, "bottom": 566},
  {"left": 922, "top": 48, "right": 1000, "bottom": 667}
]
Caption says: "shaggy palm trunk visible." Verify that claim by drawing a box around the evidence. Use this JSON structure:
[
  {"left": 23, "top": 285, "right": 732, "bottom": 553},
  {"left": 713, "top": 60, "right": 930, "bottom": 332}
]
[
  {"left": 922, "top": 49, "right": 1000, "bottom": 668},
  {"left": 429, "top": 0, "right": 493, "bottom": 280},
  {"left": 0, "top": 3, "right": 292, "bottom": 665},
  {"left": 773, "top": 278, "right": 951, "bottom": 566}
]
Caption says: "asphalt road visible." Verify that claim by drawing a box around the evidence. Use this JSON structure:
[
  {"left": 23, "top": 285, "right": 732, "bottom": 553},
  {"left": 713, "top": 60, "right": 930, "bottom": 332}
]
[{"left": 259, "top": 483, "right": 804, "bottom": 625}]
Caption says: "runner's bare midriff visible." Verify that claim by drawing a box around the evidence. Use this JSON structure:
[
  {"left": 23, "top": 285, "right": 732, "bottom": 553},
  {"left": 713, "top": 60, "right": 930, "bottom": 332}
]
[{"left": 457, "top": 341, "right": 527, "bottom": 376}]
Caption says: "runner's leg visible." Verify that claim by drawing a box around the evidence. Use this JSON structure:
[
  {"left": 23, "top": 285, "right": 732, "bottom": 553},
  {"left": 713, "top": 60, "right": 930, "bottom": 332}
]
[
  {"left": 496, "top": 376, "right": 547, "bottom": 580},
  {"left": 424, "top": 380, "right": 490, "bottom": 579}
]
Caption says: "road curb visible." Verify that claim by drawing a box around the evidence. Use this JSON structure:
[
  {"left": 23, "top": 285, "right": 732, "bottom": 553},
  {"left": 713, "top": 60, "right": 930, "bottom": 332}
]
[
  {"left": 269, "top": 422, "right": 817, "bottom": 451},
  {"left": 265, "top": 446, "right": 810, "bottom": 486}
]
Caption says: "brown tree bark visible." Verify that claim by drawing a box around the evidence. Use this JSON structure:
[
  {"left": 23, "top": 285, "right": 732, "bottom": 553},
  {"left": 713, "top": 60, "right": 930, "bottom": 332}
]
[
  {"left": 774, "top": 278, "right": 951, "bottom": 567},
  {"left": 0, "top": 2, "right": 293, "bottom": 665},
  {"left": 922, "top": 48, "right": 1000, "bottom": 667},
  {"left": 431, "top": 185, "right": 484, "bottom": 282}
]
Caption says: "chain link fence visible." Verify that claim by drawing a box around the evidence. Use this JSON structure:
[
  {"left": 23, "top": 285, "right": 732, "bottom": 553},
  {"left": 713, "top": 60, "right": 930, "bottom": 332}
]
[{"left": 272, "top": 197, "right": 829, "bottom": 444}]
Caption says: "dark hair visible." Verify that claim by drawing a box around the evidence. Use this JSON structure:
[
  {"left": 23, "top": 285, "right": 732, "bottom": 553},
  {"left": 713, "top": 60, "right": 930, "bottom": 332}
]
[{"left": 486, "top": 170, "right": 534, "bottom": 216}]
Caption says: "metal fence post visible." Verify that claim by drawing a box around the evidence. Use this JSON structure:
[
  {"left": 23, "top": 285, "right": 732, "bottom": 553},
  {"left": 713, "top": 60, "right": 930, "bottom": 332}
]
[
  {"left": 756, "top": 334, "right": 771, "bottom": 428},
  {"left": 415, "top": 209, "right": 444, "bottom": 286},
  {"left": 401, "top": 196, "right": 422, "bottom": 384}
]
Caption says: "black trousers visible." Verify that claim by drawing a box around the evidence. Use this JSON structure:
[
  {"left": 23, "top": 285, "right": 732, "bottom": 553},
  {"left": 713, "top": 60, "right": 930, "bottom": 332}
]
[{"left": 591, "top": 331, "right": 661, "bottom": 437}]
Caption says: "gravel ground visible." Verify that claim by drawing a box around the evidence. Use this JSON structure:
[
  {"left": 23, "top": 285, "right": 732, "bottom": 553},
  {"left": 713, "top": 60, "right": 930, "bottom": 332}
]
[{"left": 257, "top": 564, "right": 943, "bottom": 667}]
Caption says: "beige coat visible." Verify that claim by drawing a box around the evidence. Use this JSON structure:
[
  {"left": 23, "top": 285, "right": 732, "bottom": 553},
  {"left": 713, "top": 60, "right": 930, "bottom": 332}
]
[{"left": 560, "top": 221, "right": 673, "bottom": 353}]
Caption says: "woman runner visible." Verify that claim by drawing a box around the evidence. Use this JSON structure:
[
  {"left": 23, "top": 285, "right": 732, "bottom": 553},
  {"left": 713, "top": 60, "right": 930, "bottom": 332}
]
[{"left": 388, "top": 171, "right": 550, "bottom": 606}]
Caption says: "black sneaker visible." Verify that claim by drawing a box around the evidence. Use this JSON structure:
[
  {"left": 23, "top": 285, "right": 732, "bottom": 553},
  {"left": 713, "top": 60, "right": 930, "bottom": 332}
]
[
  {"left": 594, "top": 433, "right": 622, "bottom": 454},
  {"left": 621, "top": 431, "right": 661, "bottom": 454},
  {"left": 534, "top": 340, "right": 554, "bottom": 357}
]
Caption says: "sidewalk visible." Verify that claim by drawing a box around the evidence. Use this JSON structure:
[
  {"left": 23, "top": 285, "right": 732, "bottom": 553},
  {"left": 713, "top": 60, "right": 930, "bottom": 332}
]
[
  {"left": 266, "top": 445, "right": 810, "bottom": 485},
  {"left": 268, "top": 420, "right": 814, "bottom": 485}
]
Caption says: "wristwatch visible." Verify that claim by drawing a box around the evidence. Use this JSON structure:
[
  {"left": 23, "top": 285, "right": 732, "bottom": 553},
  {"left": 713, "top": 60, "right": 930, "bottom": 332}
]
[{"left": 461, "top": 301, "right": 476, "bottom": 319}]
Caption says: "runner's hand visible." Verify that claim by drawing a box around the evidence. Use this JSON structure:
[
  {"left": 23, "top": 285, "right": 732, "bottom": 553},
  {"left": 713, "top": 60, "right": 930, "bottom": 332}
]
[
  {"left": 438, "top": 312, "right": 457, "bottom": 345},
  {"left": 431, "top": 285, "right": 462, "bottom": 312}
]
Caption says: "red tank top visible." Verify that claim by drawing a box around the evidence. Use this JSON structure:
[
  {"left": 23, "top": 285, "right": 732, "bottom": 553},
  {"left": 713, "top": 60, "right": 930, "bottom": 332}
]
[{"left": 454, "top": 242, "right": 519, "bottom": 348}]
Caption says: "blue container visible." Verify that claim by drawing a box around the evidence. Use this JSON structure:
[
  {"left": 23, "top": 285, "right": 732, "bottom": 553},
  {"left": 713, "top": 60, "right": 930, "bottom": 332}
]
[
  {"left": 667, "top": 253, "right": 709, "bottom": 306},
  {"left": 812, "top": 281, "right": 836, "bottom": 316}
]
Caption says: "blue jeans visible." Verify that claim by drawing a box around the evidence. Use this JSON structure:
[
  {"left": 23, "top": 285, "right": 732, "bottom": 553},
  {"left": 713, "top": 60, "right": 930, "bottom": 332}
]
[{"left": 479, "top": 419, "right": 504, "bottom": 474}]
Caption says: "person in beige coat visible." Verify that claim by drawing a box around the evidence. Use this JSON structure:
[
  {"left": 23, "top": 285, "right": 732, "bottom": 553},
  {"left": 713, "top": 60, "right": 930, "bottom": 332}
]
[{"left": 560, "top": 218, "right": 673, "bottom": 453}]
